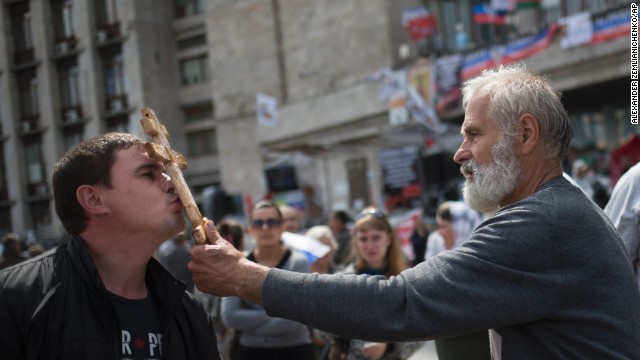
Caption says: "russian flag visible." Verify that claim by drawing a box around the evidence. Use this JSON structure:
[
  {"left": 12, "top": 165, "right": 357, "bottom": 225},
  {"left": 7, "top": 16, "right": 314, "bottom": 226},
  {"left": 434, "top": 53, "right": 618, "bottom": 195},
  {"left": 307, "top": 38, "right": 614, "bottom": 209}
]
[
  {"left": 474, "top": 4, "right": 506, "bottom": 25},
  {"left": 591, "top": 7, "right": 630, "bottom": 44},
  {"left": 501, "top": 24, "right": 557, "bottom": 64},
  {"left": 473, "top": 4, "right": 494, "bottom": 24},
  {"left": 461, "top": 49, "right": 498, "bottom": 81}
]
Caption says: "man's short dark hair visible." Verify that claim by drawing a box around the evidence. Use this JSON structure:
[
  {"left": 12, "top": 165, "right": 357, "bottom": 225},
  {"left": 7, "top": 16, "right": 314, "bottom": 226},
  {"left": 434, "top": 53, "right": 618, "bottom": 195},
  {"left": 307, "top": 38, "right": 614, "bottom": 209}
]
[
  {"left": 52, "top": 133, "right": 145, "bottom": 235},
  {"left": 333, "top": 210, "right": 351, "bottom": 225},
  {"left": 2, "top": 233, "right": 19, "bottom": 248}
]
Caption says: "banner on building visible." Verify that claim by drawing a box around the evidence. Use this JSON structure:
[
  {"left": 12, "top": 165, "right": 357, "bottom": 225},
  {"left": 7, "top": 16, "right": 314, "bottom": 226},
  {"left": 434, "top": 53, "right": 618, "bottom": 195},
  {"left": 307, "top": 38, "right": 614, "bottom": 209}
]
[
  {"left": 379, "top": 146, "right": 422, "bottom": 211},
  {"left": 590, "top": 5, "right": 630, "bottom": 44},
  {"left": 256, "top": 93, "right": 278, "bottom": 127},
  {"left": 387, "top": 70, "right": 409, "bottom": 126},
  {"left": 559, "top": 12, "right": 593, "bottom": 49},
  {"left": 461, "top": 48, "right": 500, "bottom": 81},
  {"left": 408, "top": 60, "right": 435, "bottom": 106},
  {"left": 402, "top": 7, "right": 437, "bottom": 41},
  {"left": 435, "top": 54, "right": 463, "bottom": 112},
  {"left": 501, "top": 24, "right": 557, "bottom": 64},
  {"left": 406, "top": 59, "right": 446, "bottom": 132}
]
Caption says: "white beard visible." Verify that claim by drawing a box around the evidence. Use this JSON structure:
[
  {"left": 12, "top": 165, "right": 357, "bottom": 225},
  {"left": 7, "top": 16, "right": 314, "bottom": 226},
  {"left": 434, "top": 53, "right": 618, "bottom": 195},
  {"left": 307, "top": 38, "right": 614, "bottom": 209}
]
[{"left": 461, "top": 135, "right": 520, "bottom": 213}]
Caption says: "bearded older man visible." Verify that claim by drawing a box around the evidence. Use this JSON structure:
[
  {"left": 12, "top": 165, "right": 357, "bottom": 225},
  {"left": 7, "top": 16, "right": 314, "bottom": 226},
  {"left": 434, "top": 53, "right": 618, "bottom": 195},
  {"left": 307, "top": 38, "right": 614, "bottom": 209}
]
[{"left": 189, "top": 65, "right": 640, "bottom": 359}]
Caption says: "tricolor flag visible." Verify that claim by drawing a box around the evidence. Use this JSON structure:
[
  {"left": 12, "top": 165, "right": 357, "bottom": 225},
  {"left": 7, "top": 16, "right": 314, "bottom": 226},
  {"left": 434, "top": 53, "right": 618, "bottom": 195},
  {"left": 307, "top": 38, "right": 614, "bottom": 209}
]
[
  {"left": 501, "top": 24, "right": 557, "bottom": 64},
  {"left": 473, "top": 4, "right": 506, "bottom": 25},
  {"left": 591, "top": 6, "right": 630, "bottom": 44},
  {"left": 402, "top": 7, "right": 437, "bottom": 41},
  {"left": 461, "top": 49, "right": 499, "bottom": 81}
]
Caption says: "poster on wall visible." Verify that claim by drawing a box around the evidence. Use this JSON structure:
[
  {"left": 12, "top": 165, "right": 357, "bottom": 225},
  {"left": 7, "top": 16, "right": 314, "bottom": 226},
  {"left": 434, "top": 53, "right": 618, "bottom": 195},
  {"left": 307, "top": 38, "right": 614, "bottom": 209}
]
[
  {"left": 435, "top": 54, "right": 463, "bottom": 112},
  {"left": 379, "top": 146, "right": 422, "bottom": 211}
]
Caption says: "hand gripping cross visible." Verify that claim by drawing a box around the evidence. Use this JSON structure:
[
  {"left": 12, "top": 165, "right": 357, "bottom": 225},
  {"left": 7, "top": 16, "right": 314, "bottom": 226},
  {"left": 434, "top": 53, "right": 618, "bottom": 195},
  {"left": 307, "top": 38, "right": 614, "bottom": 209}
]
[{"left": 140, "top": 107, "right": 207, "bottom": 245}]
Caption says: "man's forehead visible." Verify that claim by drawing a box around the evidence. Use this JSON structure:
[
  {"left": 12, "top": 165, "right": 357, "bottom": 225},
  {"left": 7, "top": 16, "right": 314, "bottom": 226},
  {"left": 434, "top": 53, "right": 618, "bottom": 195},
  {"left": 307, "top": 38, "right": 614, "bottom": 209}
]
[{"left": 115, "top": 146, "right": 162, "bottom": 168}]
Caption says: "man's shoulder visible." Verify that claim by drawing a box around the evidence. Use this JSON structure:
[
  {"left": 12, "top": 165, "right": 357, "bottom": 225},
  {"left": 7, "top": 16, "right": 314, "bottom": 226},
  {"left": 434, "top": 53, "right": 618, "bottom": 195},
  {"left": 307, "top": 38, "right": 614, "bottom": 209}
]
[
  {"left": 0, "top": 248, "right": 70, "bottom": 316},
  {"left": 502, "top": 176, "right": 591, "bottom": 216}
]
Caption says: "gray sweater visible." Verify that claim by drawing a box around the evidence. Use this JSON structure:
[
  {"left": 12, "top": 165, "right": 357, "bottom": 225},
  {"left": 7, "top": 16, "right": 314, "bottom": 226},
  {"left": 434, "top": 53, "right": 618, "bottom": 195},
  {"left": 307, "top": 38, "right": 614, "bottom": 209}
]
[
  {"left": 264, "top": 177, "right": 640, "bottom": 359},
  {"left": 222, "top": 249, "right": 311, "bottom": 349}
]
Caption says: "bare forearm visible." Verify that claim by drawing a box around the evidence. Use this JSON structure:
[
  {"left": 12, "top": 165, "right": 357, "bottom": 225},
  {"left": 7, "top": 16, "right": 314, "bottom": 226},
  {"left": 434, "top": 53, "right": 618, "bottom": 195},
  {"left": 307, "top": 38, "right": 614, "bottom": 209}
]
[{"left": 236, "top": 260, "right": 269, "bottom": 304}]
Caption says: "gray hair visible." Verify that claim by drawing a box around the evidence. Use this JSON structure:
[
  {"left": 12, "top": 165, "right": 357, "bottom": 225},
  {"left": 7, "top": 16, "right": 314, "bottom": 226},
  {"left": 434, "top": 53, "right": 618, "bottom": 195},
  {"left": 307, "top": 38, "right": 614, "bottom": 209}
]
[{"left": 461, "top": 64, "right": 572, "bottom": 160}]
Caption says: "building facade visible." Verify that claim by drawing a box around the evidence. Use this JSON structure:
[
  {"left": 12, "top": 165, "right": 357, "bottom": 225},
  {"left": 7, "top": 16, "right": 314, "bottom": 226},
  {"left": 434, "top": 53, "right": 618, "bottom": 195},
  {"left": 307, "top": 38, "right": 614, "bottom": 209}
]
[{"left": 0, "top": 0, "right": 635, "bottom": 241}]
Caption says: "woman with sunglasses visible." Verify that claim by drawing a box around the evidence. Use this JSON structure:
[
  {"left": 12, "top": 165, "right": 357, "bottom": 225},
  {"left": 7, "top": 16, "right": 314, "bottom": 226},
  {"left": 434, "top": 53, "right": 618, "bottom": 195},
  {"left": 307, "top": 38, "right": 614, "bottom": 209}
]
[
  {"left": 324, "top": 208, "right": 423, "bottom": 360},
  {"left": 220, "top": 200, "right": 314, "bottom": 360},
  {"left": 426, "top": 201, "right": 489, "bottom": 360}
]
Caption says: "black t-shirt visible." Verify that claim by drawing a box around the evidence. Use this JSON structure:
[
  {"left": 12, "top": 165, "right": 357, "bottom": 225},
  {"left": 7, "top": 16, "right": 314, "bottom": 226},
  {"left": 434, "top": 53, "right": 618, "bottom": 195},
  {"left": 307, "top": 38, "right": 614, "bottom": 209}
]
[{"left": 108, "top": 291, "right": 163, "bottom": 360}]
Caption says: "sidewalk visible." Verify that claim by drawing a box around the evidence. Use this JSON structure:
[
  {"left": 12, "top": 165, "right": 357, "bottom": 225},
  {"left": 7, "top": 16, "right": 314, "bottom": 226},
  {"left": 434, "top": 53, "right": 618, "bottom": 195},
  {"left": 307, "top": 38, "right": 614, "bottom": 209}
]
[{"left": 408, "top": 340, "right": 438, "bottom": 360}]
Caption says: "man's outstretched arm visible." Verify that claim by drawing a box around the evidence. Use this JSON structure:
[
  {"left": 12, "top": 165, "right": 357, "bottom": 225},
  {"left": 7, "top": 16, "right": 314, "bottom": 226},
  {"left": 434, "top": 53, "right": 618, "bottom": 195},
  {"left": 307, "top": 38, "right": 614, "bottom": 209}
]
[{"left": 189, "top": 220, "right": 269, "bottom": 305}]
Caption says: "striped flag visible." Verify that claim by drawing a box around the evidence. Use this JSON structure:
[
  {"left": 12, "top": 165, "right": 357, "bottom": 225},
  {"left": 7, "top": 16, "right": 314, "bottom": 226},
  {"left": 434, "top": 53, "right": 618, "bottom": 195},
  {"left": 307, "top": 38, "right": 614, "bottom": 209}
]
[
  {"left": 461, "top": 49, "right": 499, "bottom": 81},
  {"left": 501, "top": 24, "right": 557, "bottom": 64},
  {"left": 591, "top": 6, "right": 630, "bottom": 44},
  {"left": 473, "top": 4, "right": 506, "bottom": 25}
]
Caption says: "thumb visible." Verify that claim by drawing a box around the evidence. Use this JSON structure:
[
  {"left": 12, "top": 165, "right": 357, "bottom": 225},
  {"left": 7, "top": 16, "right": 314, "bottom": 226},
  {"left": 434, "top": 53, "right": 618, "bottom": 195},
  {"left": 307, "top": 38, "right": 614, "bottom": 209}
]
[{"left": 202, "top": 218, "right": 223, "bottom": 245}]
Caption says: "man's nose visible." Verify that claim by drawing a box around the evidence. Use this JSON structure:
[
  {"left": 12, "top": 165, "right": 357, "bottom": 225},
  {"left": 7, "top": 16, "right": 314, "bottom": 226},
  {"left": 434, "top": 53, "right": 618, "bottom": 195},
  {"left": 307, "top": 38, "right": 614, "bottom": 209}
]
[
  {"left": 162, "top": 173, "right": 176, "bottom": 193},
  {"left": 453, "top": 146, "right": 471, "bottom": 164}
]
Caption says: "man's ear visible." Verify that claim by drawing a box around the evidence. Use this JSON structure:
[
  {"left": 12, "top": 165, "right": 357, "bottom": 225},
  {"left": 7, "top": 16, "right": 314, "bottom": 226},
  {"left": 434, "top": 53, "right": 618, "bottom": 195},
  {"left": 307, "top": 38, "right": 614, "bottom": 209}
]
[
  {"left": 76, "top": 185, "right": 108, "bottom": 215},
  {"left": 519, "top": 114, "right": 539, "bottom": 155}
]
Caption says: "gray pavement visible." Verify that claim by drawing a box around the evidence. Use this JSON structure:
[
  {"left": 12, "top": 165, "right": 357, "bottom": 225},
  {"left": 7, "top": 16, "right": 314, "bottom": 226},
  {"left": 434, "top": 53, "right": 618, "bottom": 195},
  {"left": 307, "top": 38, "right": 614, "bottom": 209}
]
[{"left": 408, "top": 340, "right": 438, "bottom": 360}]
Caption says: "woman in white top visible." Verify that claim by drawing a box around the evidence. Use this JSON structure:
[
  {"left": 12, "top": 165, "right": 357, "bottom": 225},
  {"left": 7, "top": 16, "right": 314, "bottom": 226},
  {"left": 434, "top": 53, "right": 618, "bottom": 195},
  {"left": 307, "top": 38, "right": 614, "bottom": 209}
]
[{"left": 425, "top": 201, "right": 481, "bottom": 258}]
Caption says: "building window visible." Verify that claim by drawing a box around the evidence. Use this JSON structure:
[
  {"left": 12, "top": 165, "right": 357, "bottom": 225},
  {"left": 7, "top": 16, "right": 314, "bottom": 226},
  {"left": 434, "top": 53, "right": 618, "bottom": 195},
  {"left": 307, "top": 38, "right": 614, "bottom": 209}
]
[
  {"left": 102, "top": 48, "right": 127, "bottom": 113},
  {"left": 62, "top": 125, "right": 83, "bottom": 151},
  {"left": 184, "top": 102, "right": 214, "bottom": 123},
  {"left": 29, "top": 200, "right": 51, "bottom": 232},
  {"left": 24, "top": 137, "right": 47, "bottom": 197},
  {"left": 95, "top": 0, "right": 120, "bottom": 40},
  {"left": 426, "top": 0, "right": 478, "bottom": 52},
  {"left": 187, "top": 129, "right": 217, "bottom": 157},
  {"left": 17, "top": 71, "right": 39, "bottom": 131},
  {"left": 176, "top": 34, "right": 207, "bottom": 50},
  {"left": 104, "top": 52, "right": 125, "bottom": 97},
  {"left": 58, "top": 61, "right": 80, "bottom": 110},
  {"left": 96, "top": 0, "right": 118, "bottom": 26},
  {"left": 346, "top": 158, "right": 371, "bottom": 208},
  {"left": 175, "top": 0, "right": 204, "bottom": 18},
  {"left": 180, "top": 55, "right": 209, "bottom": 86},
  {"left": 52, "top": 0, "right": 74, "bottom": 42},
  {"left": 10, "top": 2, "right": 34, "bottom": 64},
  {"left": 107, "top": 116, "right": 128, "bottom": 133},
  {"left": 0, "top": 207, "right": 11, "bottom": 236}
]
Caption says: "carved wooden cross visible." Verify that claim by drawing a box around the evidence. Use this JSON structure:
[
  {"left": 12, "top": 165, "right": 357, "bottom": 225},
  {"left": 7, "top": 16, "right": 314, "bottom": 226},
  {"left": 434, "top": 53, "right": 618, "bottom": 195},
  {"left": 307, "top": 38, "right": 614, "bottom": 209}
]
[{"left": 140, "top": 106, "right": 207, "bottom": 245}]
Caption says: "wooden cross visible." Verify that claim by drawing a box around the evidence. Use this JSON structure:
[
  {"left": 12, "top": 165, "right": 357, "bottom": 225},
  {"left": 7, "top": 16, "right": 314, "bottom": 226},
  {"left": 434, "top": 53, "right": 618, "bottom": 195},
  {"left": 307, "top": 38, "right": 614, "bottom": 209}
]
[{"left": 140, "top": 106, "right": 207, "bottom": 245}]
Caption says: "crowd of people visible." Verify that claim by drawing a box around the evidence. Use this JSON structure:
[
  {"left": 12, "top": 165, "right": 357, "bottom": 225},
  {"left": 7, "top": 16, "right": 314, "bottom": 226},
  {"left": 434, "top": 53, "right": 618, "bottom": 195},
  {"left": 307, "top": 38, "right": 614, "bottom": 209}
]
[{"left": 1, "top": 65, "right": 640, "bottom": 359}]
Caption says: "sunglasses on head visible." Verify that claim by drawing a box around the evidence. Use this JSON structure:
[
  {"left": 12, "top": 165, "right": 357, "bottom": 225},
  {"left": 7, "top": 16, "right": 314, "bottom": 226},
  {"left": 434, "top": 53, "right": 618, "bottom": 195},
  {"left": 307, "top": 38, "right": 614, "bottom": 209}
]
[
  {"left": 355, "top": 208, "right": 387, "bottom": 221},
  {"left": 251, "top": 218, "right": 283, "bottom": 228}
]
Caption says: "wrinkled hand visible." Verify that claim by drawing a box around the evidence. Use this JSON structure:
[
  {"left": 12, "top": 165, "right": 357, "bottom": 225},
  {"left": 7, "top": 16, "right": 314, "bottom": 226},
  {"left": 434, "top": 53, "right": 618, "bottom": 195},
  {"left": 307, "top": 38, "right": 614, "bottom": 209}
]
[
  {"left": 188, "top": 220, "right": 268, "bottom": 303},
  {"left": 359, "top": 342, "right": 387, "bottom": 360}
]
